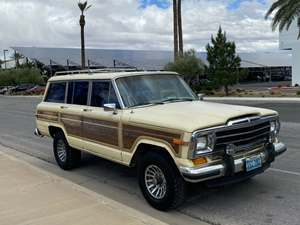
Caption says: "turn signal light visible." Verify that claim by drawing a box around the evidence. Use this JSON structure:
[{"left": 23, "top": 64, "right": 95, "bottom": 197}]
[
  {"left": 173, "top": 139, "right": 186, "bottom": 145},
  {"left": 192, "top": 157, "right": 208, "bottom": 166}
]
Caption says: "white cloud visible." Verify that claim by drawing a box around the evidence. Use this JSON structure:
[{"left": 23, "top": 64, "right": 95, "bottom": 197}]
[{"left": 0, "top": 0, "right": 280, "bottom": 59}]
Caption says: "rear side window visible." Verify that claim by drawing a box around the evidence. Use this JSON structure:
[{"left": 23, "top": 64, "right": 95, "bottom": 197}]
[
  {"left": 91, "top": 81, "right": 120, "bottom": 108},
  {"left": 73, "top": 81, "right": 89, "bottom": 105},
  {"left": 45, "top": 82, "right": 66, "bottom": 103}
]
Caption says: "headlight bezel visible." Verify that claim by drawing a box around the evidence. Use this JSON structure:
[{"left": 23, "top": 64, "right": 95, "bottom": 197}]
[
  {"left": 269, "top": 117, "right": 280, "bottom": 142},
  {"left": 189, "top": 131, "right": 216, "bottom": 159}
]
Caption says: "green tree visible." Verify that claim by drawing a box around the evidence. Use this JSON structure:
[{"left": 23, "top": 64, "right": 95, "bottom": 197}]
[
  {"left": 265, "top": 0, "right": 300, "bottom": 38},
  {"left": 206, "top": 27, "right": 241, "bottom": 96},
  {"left": 165, "top": 49, "right": 204, "bottom": 85}
]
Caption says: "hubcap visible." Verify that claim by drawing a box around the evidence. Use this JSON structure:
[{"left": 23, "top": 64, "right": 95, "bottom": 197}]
[
  {"left": 144, "top": 165, "right": 167, "bottom": 200},
  {"left": 57, "top": 140, "right": 67, "bottom": 162}
]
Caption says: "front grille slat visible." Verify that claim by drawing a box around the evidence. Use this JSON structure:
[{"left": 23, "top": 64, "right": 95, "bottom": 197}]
[
  {"left": 216, "top": 125, "right": 270, "bottom": 140},
  {"left": 216, "top": 130, "right": 270, "bottom": 146},
  {"left": 214, "top": 119, "right": 271, "bottom": 153}
]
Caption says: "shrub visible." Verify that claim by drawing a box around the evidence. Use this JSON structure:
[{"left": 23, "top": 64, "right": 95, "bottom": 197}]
[
  {"left": 0, "top": 68, "right": 44, "bottom": 86},
  {"left": 297, "top": 91, "right": 300, "bottom": 96}
]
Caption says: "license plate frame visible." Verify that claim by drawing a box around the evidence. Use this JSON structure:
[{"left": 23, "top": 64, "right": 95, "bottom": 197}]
[{"left": 245, "top": 155, "right": 262, "bottom": 172}]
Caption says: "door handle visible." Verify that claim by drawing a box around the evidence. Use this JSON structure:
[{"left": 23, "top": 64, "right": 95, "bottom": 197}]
[
  {"left": 83, "top": 108, "right": 92, "bottom": 112},
  {"left": 60, "top": 106, "right": 68, "bottom": 109}
]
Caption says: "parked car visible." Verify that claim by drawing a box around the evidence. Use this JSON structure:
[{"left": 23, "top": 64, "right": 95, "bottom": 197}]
[
  {"left": 35, "top": 71, "right": 287, "bottom": 210},
  {"left": 25, "top": 86, "right": 45, "bottom": 95},
  {"left": 0, "top": 86, "right": 15, "bottom": 95},
  {"left": 12, "top": 84, "right": 35, "bottom": 94}
]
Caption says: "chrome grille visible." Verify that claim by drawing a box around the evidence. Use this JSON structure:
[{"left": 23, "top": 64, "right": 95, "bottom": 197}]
[{"left": 215, "top": 120, "right": 271, "bottom": 153}]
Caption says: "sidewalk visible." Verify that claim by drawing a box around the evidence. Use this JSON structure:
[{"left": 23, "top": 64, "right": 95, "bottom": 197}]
[{"left": 0, "top": 150, "right": 166, "bottom": 225}]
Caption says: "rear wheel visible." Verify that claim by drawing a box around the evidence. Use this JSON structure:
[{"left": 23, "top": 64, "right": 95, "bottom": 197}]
[
  {"left": 53, "top": 131, "right": 81, "bottom": 170},
  {"left": 138, "top": 152, "right": 186, "bottom": 211}
]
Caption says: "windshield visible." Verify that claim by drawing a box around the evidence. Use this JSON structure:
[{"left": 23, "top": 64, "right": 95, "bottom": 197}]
[{"left": 116, "top": 74, "right": 197, "bottom": 108}]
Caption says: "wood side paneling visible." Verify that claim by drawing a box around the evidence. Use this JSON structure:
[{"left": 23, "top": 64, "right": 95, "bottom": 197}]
[
  {"left": 82, "top": 117, "right": 119, "bottom": 146},
  {"left": 36, "top": 110, "right": 59, "bottom": 122},
  {"left": 61, "top": 114, "right": 82, "bottom": 137},
  {"left": 123, "top": 125, "right": 181, "bottom": 154}
]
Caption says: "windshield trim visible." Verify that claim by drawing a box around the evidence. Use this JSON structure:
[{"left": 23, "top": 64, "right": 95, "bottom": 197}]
[{"left": 114, "top": 73, "right": 198, "bottom": 109}]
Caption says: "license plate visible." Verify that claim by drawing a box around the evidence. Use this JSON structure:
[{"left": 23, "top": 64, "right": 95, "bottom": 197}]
[{"left": 245, "top": 155, "right": 262, "bottom": 172}]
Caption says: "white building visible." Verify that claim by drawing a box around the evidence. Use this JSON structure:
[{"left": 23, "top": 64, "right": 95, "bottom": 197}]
[
  {"left": 279, "top": 21, "right": 300, "bottom": 85},
  {"left": 0, "top": 58, "right": 27, "bottom": 69}
]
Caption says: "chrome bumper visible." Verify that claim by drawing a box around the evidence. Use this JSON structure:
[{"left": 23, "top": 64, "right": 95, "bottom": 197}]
[
  {"left": 180, "top": 142, "right": 287, "bottom": 183},
  {"left": 34, "top": 128, "right": 44, "bottom": 137}
]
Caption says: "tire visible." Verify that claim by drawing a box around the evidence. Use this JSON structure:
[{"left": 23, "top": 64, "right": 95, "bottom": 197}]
[
  {"left": 138, "top": 152, "right": 186, "bottom": 211},
  {"left": 53, "top": 131, "right": 81, "bottom": 170}
]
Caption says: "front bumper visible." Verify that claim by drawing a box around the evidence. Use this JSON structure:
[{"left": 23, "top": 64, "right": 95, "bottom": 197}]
[{"left": 180, "top": 142, "right": 287, "bottom": 183}]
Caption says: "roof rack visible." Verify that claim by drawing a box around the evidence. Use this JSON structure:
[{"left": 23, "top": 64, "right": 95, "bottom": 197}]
[{"left": 54, "top": 67, "right": 140, "bottom": 76}]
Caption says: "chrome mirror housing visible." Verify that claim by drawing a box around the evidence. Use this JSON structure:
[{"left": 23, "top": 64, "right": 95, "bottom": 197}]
[
  {"left": 104, "top": 103, "right": 117, "bottom": 114},
  {"left": 198, "top": 93, "right": 204, "bottom": 101}
]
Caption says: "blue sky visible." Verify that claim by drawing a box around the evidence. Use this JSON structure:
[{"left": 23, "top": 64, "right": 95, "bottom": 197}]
[
  {"left": 0, "top": 0, "right": 281, "bottom": 56},
  {"left": 139, "top": 0, "right": 267, "bottom": 10},
  {"left": 139, "top": 0, "right": 171, "bottom": 9},
  {"left": 227, "top": 0, "right": 266, "bottom": 10}
]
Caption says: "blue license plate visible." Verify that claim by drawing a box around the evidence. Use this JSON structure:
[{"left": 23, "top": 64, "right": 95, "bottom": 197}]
[{"left": 245, "top": 156, "right": 262, "bottom": 172}]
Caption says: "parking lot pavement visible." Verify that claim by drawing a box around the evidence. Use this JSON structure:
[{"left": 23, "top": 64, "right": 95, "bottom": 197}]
[
  {"left": 0, "top": 96, "right": 300, "bottom": 225},
  {"left": 0, "top": 149, "right": 167, "bottom": 225}
]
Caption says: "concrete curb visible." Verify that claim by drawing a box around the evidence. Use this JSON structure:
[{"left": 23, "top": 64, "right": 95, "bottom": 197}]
[
  {"left": 0, "top": 147, "right": 167, "bottom": 225},
  {"left": 204, "top": 97, "right": 300, "bottom": 102}
]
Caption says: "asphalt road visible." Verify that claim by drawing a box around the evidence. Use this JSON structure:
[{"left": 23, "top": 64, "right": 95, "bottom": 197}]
[{"left": 0, "top": 96, "right": 299, "bottom": 225}]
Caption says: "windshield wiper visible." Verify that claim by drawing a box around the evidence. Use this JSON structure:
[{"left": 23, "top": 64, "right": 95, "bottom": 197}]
[{"left": 161, "top": 97, "right": 195, "bottom": 103}]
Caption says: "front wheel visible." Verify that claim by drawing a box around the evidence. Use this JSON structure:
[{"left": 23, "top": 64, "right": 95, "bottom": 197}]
[{"left": 138, "top": 152, "right": 186, "bottom": 211}]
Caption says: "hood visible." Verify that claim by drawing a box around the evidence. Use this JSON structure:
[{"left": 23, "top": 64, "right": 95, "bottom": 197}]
[{"left": 128, "top": 101, "right": 277, "bottom": 132}]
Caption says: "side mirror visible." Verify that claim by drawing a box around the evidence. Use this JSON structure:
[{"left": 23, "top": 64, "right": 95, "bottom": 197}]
[
  {"left": 198, "top": 93, "right": 204, "bottom": 101},
  {"left": 104, "top": 103, "right": 118, "bottom": 114}
]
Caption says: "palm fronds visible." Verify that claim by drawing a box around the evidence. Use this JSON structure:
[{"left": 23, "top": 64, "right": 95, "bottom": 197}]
[
  {"left": 265, "top": 0, "right": 300, "bottom": 38},
  {"left": 78, "top": 1, "right": 92, "bottom": 13}
]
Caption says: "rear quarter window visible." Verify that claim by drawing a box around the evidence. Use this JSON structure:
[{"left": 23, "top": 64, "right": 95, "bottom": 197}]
[{"left": 45, "top": 82, "right": 66, "bottom": 103}]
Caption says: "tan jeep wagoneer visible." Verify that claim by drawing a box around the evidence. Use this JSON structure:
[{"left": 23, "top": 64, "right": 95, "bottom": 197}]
[{"left": 35, "top": 70, "right": 286, "bottom": 210}]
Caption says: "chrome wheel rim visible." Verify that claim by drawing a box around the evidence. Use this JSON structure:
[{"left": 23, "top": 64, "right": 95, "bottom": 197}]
[
  {"left": 144, "top": 165, "right": 167, "bottom": 200},
  {"left": 57, "top": 140, "right": 67, "bottom": 162}
]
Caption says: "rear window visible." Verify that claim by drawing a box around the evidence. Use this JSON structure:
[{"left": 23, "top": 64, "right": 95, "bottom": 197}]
[
  {"left": 45, "top": 82, "right": 66, "bottom": 103},
  {"left": 72, "top": 81, "right": 89, "bottom": 106}
]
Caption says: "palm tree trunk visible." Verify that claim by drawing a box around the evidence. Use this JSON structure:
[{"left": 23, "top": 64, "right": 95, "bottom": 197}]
[
  {"left": 173, "top": 0, "right": 179, "bottom": 61},
  {"left": 178, "top": 0, "right": 183, "bottom": 57},
  {"left": 80, "top": 15, "right": 86, "bottom": 69}
]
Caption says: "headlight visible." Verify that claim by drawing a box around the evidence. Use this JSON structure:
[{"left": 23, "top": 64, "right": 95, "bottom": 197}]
[
  {"left": 270, "top": 118, "right": 280, "bottom": 143},
  {"left": 189, "top": 132, "right": 216, "bottom": 158}
]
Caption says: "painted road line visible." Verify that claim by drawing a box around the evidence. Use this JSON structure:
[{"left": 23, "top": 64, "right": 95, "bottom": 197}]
[{"left": 270, "top": 168, "right": 300, "bottom": 176}]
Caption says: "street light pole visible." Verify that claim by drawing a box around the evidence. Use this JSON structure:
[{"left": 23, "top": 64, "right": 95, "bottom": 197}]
[{"left": 3, "top": 49, "right": 8, "bottom": 69}]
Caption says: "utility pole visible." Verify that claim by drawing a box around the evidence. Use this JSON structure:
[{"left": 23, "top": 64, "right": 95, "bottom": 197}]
[
  {"left": 178, "top": 0, "right": 183, "bottom": 57},
  {"left": 173, "top": 0, "right": 183, "bottom": 61},
  {"left": 173, "top": 0, "right": 179, "bottom": 61},
  {"left": 78, "top": 1, "right": 92, "bottom": 70}
]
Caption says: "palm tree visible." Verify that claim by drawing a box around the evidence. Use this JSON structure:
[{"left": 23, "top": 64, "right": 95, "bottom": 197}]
[
  {"left": 78, "top": 1, "right": 92, "bottom": 69},
  {"left": 265, "top": 0, "right": 300, "bottom": 38},
  {"left": 173, "top": 0, "right": 179, "bottom": 61},
  {"left": 178, "top": 0, "right": 183, "bottom": 57}
]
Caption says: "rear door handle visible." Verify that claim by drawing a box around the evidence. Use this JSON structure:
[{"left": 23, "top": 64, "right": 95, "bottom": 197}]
[
  {"left": 60, "top": 106, "right": 68, "bottom": 109},
  {"left": 83, "top": 109, "right": 92, "bottom": 112}
]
